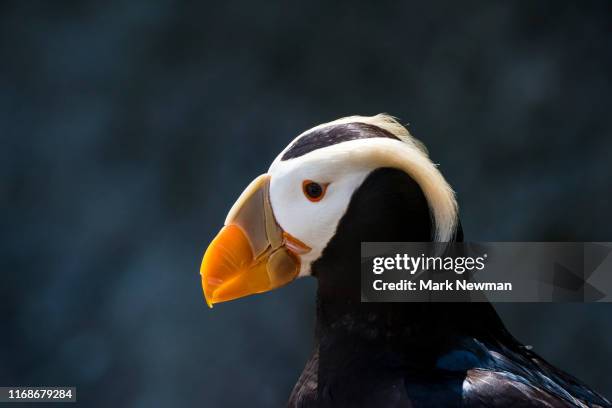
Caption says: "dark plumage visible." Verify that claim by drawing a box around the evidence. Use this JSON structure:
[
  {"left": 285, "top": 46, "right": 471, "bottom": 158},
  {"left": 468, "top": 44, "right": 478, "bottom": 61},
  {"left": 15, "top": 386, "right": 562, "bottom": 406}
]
[
  {"left": 288, "top": 168, "right": 610, "bottom": 408},
  {"left": 281, "top": 122, "right": 400, "bottom": 160}
]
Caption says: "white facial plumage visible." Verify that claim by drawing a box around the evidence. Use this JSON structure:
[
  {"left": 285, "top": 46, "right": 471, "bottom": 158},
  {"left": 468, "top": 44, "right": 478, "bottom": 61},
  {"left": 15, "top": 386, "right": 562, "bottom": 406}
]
[{"left": 267, "top": 114, "right": 458, "bottom": 277}]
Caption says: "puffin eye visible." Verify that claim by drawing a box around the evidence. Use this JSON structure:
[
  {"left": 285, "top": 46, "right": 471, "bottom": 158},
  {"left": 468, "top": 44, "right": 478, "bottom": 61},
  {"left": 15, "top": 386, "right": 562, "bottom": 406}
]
[{"left": 302, "top": 180, "right": 327, "bottom": 202}]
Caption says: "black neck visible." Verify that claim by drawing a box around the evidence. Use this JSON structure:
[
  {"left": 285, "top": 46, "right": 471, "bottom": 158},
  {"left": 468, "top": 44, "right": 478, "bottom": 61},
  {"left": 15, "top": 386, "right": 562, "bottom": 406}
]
[
  {"left": 313, "top": 260, "right": 510, "bottom": 369},
  {"left": 310, "top": 168, "right": 510, "bottom": 369}
]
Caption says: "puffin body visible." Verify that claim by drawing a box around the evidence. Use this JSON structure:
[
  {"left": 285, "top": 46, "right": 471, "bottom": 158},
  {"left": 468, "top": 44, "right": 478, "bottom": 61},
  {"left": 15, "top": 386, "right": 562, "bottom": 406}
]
[{"left": 200, "top": 115, "right": 610, "bottom": 407}]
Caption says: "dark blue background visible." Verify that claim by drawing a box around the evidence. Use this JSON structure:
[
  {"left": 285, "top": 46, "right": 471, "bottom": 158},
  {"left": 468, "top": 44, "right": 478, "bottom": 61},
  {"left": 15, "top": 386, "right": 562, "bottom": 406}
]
[{"left": 1, "top": 1, "right": 611, "bottom": 406}]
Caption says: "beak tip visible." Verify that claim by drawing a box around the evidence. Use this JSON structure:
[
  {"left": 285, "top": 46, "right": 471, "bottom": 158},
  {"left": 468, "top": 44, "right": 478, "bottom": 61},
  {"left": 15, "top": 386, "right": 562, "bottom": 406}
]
[
  {"left": 203, "top": 287, "right": 215, "bottom": 309},
  {"left": 201, "top": 277, "right": 215, "bottom": 308},
  {"left": 204, "top": 291, "right": 216, "bottom": 308}
]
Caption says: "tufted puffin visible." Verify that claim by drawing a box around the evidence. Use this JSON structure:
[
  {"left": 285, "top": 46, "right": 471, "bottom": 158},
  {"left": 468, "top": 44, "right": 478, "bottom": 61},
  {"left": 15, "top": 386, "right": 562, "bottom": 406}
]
[{"left": 200, "top": 114, "right": 611, "bottom": 407}]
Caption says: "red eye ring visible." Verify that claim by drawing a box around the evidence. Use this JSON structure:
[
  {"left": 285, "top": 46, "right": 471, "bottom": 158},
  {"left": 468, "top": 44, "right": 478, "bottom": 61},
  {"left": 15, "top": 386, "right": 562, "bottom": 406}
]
[{"left": 302, "top": 180, "right": 328, "bottom": 202}]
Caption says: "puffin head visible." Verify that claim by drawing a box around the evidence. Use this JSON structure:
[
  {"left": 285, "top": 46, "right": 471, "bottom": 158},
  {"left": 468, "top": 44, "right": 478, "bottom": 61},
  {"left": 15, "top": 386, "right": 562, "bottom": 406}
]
[{"left": 200, "top": 114, "right": 459, "bottom": 307}]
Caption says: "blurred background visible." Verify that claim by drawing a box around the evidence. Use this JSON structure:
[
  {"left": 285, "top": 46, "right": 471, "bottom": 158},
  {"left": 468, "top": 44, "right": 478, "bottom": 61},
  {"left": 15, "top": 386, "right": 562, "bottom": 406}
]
[{"left": 1, "top": 1, "right": 611, "bottom": 406}]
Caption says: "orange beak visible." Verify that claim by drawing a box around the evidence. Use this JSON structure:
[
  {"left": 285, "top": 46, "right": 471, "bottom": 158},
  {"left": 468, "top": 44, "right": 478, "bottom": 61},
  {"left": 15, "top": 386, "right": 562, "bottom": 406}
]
[{"left": 200, "top": 174, "right": 311, "bottom": 307}]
